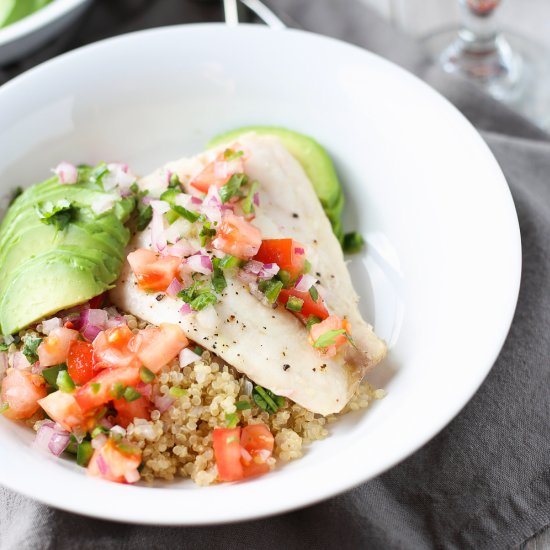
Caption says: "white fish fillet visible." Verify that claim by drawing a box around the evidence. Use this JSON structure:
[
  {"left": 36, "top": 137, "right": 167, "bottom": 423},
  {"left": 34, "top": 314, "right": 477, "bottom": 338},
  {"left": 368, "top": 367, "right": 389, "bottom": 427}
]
[{"left": 110, "top": 134, "right": 386, "bottom": 415}]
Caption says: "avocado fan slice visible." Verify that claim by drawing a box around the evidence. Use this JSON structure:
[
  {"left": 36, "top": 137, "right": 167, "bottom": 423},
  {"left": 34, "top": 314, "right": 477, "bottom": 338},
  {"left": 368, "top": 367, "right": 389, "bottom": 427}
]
[
  {"left": 207, "top": 126, "right": 344, "bottom": 242},
  {"left": 0, "top": 166, "right": 135, "bottom": 335}
]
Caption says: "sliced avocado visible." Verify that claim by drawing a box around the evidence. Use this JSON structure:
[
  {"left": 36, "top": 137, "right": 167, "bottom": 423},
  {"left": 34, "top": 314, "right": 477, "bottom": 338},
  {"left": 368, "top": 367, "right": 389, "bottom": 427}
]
[
  {"left": 0, "top": 166, "right": 135, "bottom": 335},
  {"left": 208, "top": 126, "right": 344, "bottom": 241}
]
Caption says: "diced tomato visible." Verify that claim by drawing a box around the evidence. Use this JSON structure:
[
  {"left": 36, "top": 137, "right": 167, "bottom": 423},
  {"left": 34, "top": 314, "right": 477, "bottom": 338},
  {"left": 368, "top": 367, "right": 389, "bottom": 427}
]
[
  {"left": 74, "top": 365, "right": 140, "bottom": 413},
  {"left": 309, "top": 315, "right": 352, "bottom": 357},
  {"left": 278, "top": 288, "right": 329, "bottom": 321},
  {"left": 212, "top": 212, "right": 262, "bottom": 259},
  {"left": 254, "top": 239, "right": 306, "bottom": 281},
  {"left": 241, "top": 423, "right": 274, "bottom": 478},
  {"left": 190, "top": 150, "right": 244, "bottom": 193},
  {"left": 93, "top": 325, "right": 139, "bottom": 369},
  {"left": 37, "top": 390, "right": 86, "bottom": 431},
  {"left": 37, "top": 327, "right": 79, "bottom": 367},
  {"left": 127, "top": 249, "right": 181, "bottom": 292},
  {"left": 1, "top": 369, "right": 47, "bottom": 420},
  {"left": 113, "top": 396, "right": 152, "bottom": 428},
  {"left": 240, "top": 423, "right": 275, "bottom": 455},
  {"left": 213, "top": 428, "right": 244, "bottom": 482},
  {"left": 134, "top": 323, "right": 188, "bottom": 373},
  {"left": 67, "top": 340, "right": 96, "bottom": 385},
  {"left": 213, "top": 423, "right": 274, "bottom": 482},
  {"left": 87, "top": 439, "right": 141, "bottom": 484}
]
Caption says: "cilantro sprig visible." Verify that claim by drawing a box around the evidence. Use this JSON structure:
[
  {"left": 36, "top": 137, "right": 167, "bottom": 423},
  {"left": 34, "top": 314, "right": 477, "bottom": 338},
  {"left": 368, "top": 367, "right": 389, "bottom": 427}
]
[{"left": 37, "top": 200, "right": 78, "bottom": 231}]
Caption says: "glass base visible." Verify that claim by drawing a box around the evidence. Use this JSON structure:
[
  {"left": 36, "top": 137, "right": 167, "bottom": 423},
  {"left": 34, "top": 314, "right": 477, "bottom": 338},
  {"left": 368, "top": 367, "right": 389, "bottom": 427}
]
[{"left": 423, "top": 28, "right": 550, "bottom": 131}]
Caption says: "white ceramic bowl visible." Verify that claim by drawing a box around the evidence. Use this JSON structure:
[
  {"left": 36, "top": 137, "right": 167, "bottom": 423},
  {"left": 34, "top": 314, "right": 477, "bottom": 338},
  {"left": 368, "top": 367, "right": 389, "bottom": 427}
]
[
  {"left": 0, "top": 24, "right": 521, "bottom": 524},
  {"left": 0, "top": 0, "right": 91, "bottom": 66}
]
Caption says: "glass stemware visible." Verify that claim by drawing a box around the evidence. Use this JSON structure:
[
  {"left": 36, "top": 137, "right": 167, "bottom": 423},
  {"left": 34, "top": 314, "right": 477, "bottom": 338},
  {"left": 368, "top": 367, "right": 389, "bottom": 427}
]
[{"left": 423, "top": 0, "right": 550, "bottom": 130}]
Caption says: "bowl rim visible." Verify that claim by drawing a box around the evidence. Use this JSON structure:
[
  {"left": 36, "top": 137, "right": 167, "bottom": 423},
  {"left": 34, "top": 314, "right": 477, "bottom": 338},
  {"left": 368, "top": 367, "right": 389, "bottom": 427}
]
[
  {"left": 0, "top": 22, "right": 522, "bottom": 524},
  {"left": 0, "top": 0, "right": 90, "bottom": 47}
]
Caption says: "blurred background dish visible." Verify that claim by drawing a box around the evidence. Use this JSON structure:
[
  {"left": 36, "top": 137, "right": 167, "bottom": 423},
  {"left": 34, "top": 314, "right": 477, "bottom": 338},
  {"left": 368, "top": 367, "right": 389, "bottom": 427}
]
[{"left": 0, "top": 0, "right": 90, "bottom": 65}]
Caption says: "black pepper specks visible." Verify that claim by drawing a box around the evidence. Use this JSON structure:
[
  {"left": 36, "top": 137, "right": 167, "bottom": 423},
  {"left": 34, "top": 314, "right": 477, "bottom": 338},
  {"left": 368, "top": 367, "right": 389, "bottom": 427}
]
[
  {"left": 283, "top": 364, "right": 291, "bottom": 371},
  {"left": 292, "top": 213, "right": 299, "bottom": 218},
  {"left": 155, "top": 294, "right": 165, "bottom": 302}
]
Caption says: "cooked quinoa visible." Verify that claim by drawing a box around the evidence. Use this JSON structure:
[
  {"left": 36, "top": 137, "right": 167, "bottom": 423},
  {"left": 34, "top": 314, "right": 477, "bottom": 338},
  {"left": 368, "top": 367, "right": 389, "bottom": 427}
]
[{"left": 8, "top": 313, "right": 385, "bottom": 487}]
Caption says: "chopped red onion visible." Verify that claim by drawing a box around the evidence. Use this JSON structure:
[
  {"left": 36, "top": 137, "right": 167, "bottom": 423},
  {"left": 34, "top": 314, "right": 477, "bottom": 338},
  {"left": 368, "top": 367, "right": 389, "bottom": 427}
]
[
  {"left": 34, "top": 422, "right": 70, "bottom": 457},
  {"left": 53, "top": 161, "right": 77, "bottom": 185},
  {"left": 255, "top": 449, "right": 271, "bottom": 462},
  {"left": 153, "top": 394, "right": 174, "bottom": 413},
  {"left": 80, "top": 308, "right": 108, "bottom": 341},
  {"left": 136, "top": 382, "right": 152, "bottom": 399},
  {"left": 103, "top": 163, "right": 136, "bottom": 190},
  {"left": 91, "top": 196, "right": 115, "bottom": 215},
  {"left": 166, "top": 278, "right": 184, "bottom": 297},
  {"left": 186, "top": 254, "right": 213, "bottom": 275},
  {"left": 191, "top": 196, "right": 203, "bottom": 205},
  {"left": 294, "top": 247, "right": 305, "bottom": 255},
  {"left": 295, "top": 274, "right": 317, "bottom": 292},
  {"left": 150, "top": 200, "right": 170, "bottom": 251},
  {"left": 243, "top": 260, "right": 263, "bottom": 275},
  {"left": 12, "top": 351, "right": 30, "bottom": 370},
  {"left": 180, "top": 303, "right": 192, "bottom": 316},
  {"left": 248, "top": 281, "right": 271, "bottom": 307},
  {"left": 237, "top": 269, "right": 258, "bottom": 285},
  {"left": 142, "top": 195, "right": 153, "bottom": 205},
  {"left": 96, "top": 453, "right": 109, "bottom": 475},
  {"left": 253, "top": 192, "right": 260, "bottom": 207},
  {"left": 164, "top": 168, "right": 173, "bottom": 186},
  {"left": 258, "top": 263, "right": 280, "bottom": 280},
  {"left": 179, "top": 347, "right": 201, "bottom": 368},
  {"left": 105, "top": 315, "right": 126, "bottom": 329},
  {"left": 41, "top": 317, "right": 62, "bottom": 335},
  {"left": 200, "top": 186, "right": 222, "bottom": 225}
]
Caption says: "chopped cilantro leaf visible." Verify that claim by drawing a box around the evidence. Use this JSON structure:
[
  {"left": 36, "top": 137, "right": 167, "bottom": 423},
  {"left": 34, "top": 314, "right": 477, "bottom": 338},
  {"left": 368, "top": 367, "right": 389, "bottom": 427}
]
[
  {"left": 136, "top": 204, "right": 153, "bottom": 231},
  {"left": 42, "top": 364, "right": 67, "bottom": 387},
  {"left": 110, "top": 382, "right": 125, "bottom": 400},
  {"left": 220, "top": 255, "right": 241, "bottom": 269},
  {"left": 276, "top": 269, "right": 292, "bottom": 288},
  {"left": 235, "top": 400, "right": 251, "bottom": 411},
  {"left": 252, "top": 385, "right": 285, "bottom": 414},
  {"left": 312, "top": 329, "right": 347, "bottom": 348},
  {"left": 171, "top": 204, "right": 200, "bottom": 223},
  {"left": 190, "top": 292, "right": 217, "bottom": 311},
  {"left": 225, "top": 412, "right": 239, "bottom": 428},
  {"left": 199, "top": 222, "right": 217, "bottom": 246},
  {"left": 258, "top": 279, "right": 283, "bottom": 303},
  {"left": 306, "top": 315, "right": 322, "bottom": 331},
  {"left": 343, "top": 231, "right": 365, "bottom": 254},
  {"left": 219, "top": 174, "right": 246, "bottom": 203},
  {"left": 37, "top": 200, "right": 78, "bottom": 231},
  {"left": 160, "top": 189, "right": 178, "bottom": 204},
  {"left": 308, "top": 286, "right": 319, "bottom": 302},
  {"left": 168, "top": 173, "right": 182, "bottom": 189},
  {"left": 223, "top": 149, "right": 244, "bottom": 162},
  {"left": 90, "top": 383, "right": 101, "bottom": 394},
  {"left": 139, "top": 366, "right": 155, "bottom": 384},
  {"left": 242, "top": 181, "right": 258, "bottom": 215},
  {"left": 211, "top": 258, "right": 227, "bottom": 294},
  {"left": 22, "top": 335, "right": 42, "bottom": 364}
]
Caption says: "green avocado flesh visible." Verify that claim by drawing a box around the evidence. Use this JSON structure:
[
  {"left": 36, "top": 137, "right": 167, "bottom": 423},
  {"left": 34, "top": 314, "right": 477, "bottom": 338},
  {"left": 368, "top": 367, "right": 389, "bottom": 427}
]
[
  {"left": 0, "top": 166, "right": 135, "bottom": 335},
  {"left": 208, "top": 126, "right": 344, "bottom": 242},
  {"left": 0, "top": 0, "right": 53, "bottom": 29}
]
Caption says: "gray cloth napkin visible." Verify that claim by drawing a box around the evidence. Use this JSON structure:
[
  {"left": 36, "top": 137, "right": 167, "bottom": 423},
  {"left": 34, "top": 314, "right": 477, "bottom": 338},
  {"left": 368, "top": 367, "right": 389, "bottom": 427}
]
[{"left": 1, "top": 1, "right": 550, "bottom": 548}]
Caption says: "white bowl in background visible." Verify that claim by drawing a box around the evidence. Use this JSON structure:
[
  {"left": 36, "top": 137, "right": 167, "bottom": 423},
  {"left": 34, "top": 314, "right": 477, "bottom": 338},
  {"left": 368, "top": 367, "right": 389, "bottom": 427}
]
[
  {"left": 0, "top": 0, "right": 91, "bottom": 66},
  {"left": 0, "top": 24, "right": 521, "bottom": 524}
]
